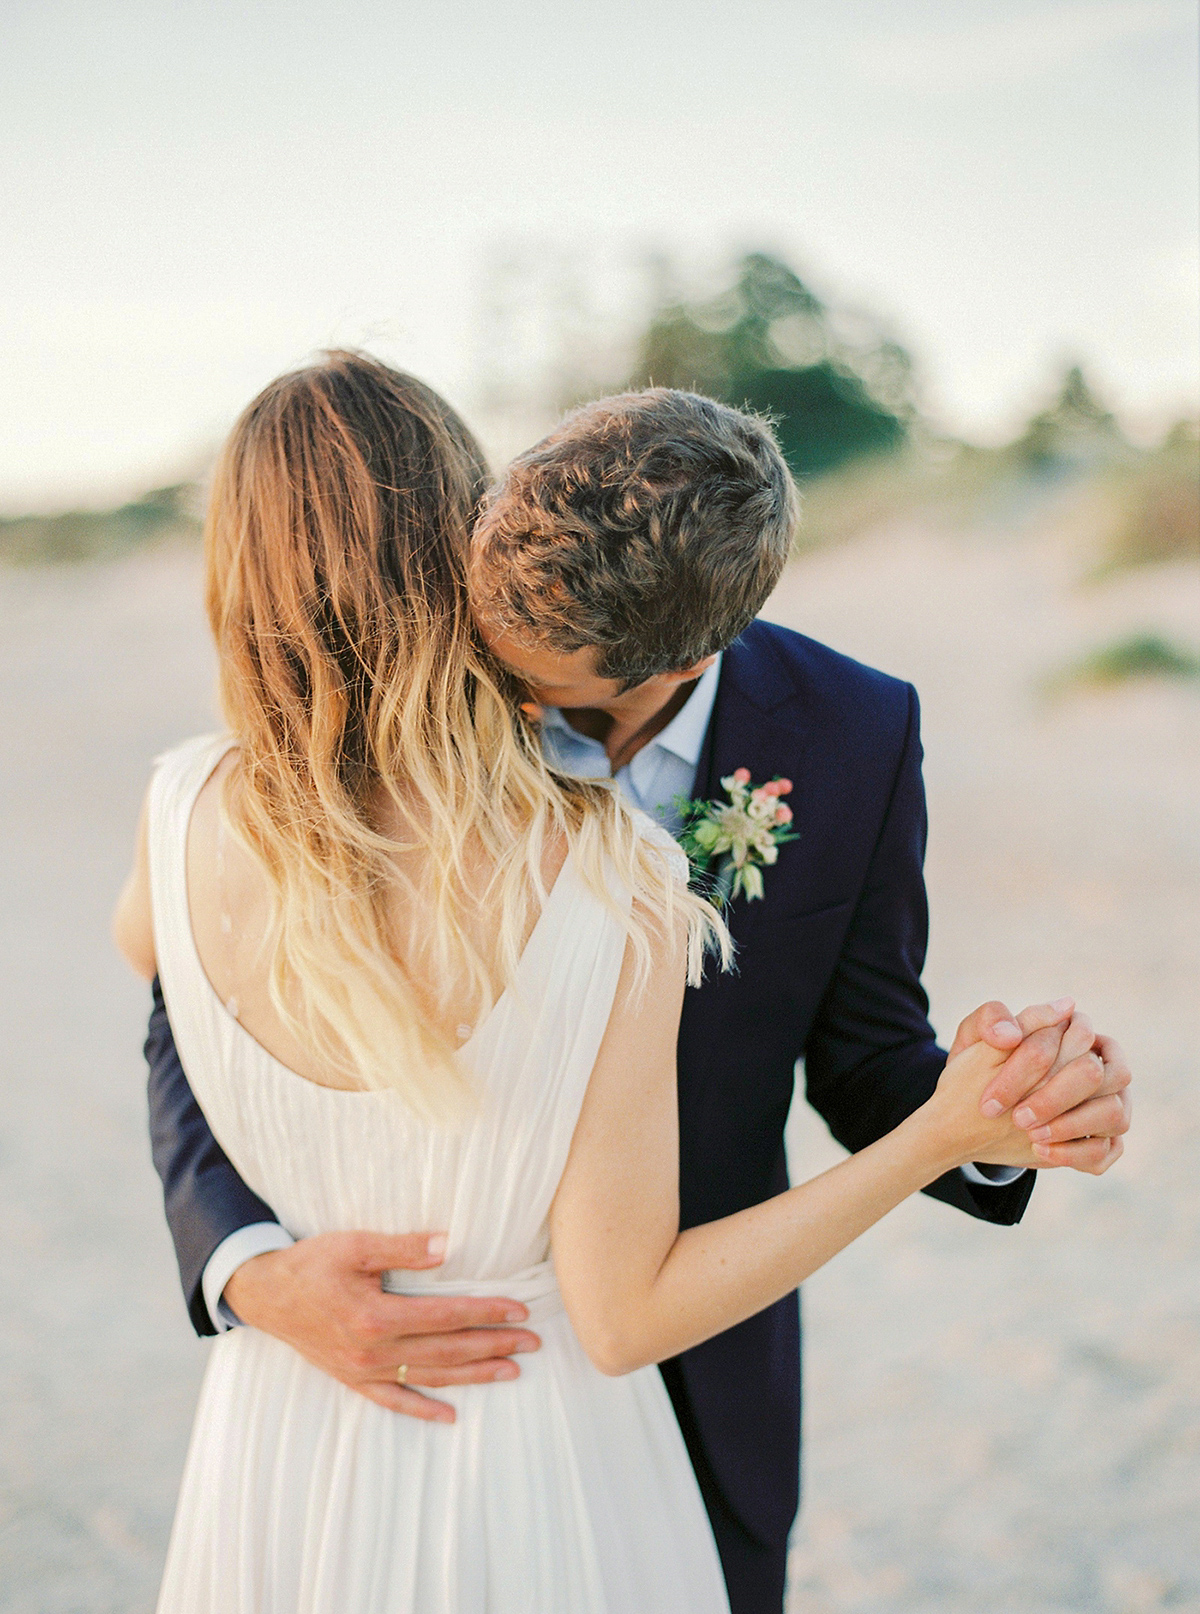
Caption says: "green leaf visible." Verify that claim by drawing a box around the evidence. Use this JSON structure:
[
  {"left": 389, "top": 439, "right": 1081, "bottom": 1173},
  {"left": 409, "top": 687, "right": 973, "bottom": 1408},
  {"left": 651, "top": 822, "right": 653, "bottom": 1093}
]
[{"left": 739, "top": 863, "right": 765, "bottom": 901}]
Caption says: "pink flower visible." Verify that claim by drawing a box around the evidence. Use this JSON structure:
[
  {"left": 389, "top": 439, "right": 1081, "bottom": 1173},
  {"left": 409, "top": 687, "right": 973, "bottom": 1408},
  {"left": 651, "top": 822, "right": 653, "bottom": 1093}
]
[
  {"left": 761, "top": 777, "right": 793, "bottom": 797},
  {"left": 774, "top": 802, "right": 793, "bottom": 824},
  {"left": 731, "top": 767, "right": 751, "bottom": 785}
]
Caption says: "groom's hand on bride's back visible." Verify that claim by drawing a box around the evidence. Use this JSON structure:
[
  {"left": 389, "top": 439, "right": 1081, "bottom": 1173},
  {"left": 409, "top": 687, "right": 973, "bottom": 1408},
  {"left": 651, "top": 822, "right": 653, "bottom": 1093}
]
[
  {"left": 222, "top": 1231, "right": 541, "bottom": 1424},
  {"left": 951, "top": 999, "right": 1131, "bottom": 1175}
]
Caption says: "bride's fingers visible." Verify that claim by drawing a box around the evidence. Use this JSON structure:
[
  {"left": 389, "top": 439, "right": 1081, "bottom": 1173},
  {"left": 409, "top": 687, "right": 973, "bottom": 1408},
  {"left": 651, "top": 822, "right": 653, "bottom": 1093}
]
[
  {"left": 947, "top": 1001, "right": 1021, "bottom": 1061},
  {"left": 947, "top": 997, "right": 1074, "bottom": 1062}
]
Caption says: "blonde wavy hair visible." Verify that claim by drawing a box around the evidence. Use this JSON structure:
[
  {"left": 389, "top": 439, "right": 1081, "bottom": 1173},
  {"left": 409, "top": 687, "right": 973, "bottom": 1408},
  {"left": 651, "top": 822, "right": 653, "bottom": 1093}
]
[{"left": 205, "top": 352, "right": 728, "bottom": 1120}]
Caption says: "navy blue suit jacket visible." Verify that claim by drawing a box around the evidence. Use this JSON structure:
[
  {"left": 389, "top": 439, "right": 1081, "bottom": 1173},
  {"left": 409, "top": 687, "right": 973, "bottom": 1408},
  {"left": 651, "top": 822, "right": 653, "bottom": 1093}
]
[{"left": 145, "top": 621, "right": 1033, "bottom": 1550}]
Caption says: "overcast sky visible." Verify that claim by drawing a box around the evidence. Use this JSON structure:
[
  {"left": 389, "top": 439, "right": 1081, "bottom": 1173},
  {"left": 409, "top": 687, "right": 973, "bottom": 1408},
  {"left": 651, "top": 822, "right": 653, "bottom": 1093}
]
[{"left": 1, "top": 0, "right": 1197, "bottom": 510}]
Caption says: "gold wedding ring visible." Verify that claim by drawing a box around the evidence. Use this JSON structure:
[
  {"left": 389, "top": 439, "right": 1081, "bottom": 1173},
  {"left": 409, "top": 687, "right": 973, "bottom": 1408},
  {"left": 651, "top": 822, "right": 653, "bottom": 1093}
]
[{"left": 396, "top": 1363, "right": 408, "bottom": 1387}]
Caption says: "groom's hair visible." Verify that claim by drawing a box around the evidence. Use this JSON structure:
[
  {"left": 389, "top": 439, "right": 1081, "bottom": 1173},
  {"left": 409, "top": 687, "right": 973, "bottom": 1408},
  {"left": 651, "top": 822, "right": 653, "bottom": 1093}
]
[{"left": 470, "top": 389, "right": 798, "bottom": 688}]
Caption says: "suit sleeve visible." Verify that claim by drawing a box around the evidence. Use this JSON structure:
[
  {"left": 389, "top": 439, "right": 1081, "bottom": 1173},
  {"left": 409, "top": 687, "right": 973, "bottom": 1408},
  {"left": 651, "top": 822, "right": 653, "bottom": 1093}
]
[
  {"left": 802, "top": 686, "right": 1034, "bottom": 1226},
  {"left": 146, "top": 975, "right": 282, "bottom": 1335}
]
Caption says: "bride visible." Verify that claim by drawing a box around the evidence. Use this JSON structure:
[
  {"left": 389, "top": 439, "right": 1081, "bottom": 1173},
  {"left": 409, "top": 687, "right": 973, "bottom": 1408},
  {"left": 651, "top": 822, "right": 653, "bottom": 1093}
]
[{"left": 113, "top": 353, "right": 1064, "bottom": 1612}]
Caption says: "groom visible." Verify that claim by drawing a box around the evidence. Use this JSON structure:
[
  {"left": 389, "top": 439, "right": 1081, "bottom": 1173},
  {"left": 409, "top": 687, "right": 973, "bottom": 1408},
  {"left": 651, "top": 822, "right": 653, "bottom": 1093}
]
[{"left": 145, "top": 389, "right": 1131, "bottom": 1614}]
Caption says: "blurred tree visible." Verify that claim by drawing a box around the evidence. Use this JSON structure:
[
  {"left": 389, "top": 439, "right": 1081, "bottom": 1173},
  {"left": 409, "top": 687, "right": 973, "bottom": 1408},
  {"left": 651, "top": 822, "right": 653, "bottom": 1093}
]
[
  {"left": 629, "top": 253, "right": 912, "bottom": 478},
  {"left": 1011, "top": 365, "right": 1129, "bottom": 474},
  {"left": 0, "top": 483, "right": 198, "bottom": 565}
]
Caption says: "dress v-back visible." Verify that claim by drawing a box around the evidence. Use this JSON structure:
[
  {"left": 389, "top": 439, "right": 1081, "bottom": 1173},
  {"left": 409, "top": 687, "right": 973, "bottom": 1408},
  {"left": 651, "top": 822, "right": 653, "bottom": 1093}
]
[{"left": 149, "top": 735, "right": 729, "bottom": 1614}]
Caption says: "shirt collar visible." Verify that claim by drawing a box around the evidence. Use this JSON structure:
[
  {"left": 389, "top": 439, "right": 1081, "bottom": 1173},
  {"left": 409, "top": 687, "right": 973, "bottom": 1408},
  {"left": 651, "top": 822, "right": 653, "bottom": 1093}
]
[
  {"left": 539, "top": 653, "right": 722, "bottom": 765},
  {"left": 538, "top": 702, "right": 579, "bottom": 738},
  {"left": 650, "top": 653, "right": 722, "bottom": 766}
]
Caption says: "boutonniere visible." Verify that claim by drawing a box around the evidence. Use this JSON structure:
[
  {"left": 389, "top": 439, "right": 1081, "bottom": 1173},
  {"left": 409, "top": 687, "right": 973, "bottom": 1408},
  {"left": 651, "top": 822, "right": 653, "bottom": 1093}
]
[{"left": 674, "top": 769, "right": 798, "bottom": 906}]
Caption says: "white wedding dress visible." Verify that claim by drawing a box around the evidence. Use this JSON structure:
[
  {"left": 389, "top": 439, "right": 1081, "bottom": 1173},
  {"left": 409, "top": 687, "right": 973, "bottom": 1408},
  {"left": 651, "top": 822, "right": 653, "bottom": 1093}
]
[{"left": 149, "top": 736, "right": 730, "bottom": 1614}]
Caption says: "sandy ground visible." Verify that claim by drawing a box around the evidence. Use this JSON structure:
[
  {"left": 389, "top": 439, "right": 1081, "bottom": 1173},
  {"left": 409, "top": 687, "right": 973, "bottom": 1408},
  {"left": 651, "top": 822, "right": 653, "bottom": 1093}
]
[{"left": 0, "top": 507, "right": 1196, "bottom": 1613}]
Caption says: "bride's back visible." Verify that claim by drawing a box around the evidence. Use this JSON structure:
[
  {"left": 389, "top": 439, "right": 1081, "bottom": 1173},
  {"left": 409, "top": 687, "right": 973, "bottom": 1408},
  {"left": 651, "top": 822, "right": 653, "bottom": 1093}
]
[
  {"left": 186, "top": 747, "right": 568, "bottom": 1091},
  {"left": 149, "top": 730, "right": 627, "bottom": 1290}
]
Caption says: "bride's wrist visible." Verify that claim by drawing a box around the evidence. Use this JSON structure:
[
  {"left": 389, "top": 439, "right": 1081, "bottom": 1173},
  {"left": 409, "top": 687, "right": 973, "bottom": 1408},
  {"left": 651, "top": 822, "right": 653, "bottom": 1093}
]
[{"left": 902, "top": 1099, "right": 973, "bottom": 1179}]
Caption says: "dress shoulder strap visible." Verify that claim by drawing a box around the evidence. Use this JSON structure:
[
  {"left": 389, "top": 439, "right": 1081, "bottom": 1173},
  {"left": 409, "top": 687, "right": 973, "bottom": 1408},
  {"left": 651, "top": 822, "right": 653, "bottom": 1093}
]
[{"left": 145, "top": 733, "right": 237, "bottom": 1009}]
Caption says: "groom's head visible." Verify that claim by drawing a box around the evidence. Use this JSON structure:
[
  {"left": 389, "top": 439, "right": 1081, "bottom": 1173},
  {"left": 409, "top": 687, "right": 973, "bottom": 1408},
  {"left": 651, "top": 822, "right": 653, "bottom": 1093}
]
[{"left": 470, "top": 389, "right": 797, "bottom": 709}]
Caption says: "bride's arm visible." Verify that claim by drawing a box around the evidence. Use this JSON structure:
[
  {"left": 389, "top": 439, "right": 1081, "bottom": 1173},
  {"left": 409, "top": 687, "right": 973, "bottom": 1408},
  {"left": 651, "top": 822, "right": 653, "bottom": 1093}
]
[
  {"left": 550, "top": 919, "right": 1081, "bottom": 1378},
  {"left": 113, "top": 789, "right": 157, "bottom": 980}
]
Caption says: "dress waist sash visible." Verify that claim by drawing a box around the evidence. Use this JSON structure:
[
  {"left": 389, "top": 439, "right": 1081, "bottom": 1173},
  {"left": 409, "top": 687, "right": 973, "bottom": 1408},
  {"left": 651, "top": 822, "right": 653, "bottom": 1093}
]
[{"left": 382, "top": 1259, "right": 565, "bottom": 1324}]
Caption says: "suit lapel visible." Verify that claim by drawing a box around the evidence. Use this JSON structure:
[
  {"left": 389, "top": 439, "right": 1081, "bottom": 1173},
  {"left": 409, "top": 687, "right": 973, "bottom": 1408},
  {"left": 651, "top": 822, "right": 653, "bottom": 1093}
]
[
  {"left": 690, "top": 628, "right": 816, "bottom": 941},
  {"left": 695, "top": 629, "right": 806, "bottom": 793}
]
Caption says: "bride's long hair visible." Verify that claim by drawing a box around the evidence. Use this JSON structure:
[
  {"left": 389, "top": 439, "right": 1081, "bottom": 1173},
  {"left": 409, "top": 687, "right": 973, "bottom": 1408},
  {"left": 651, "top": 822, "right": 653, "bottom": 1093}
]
[{"left": 205, "top": 351, "right": 727, "bottom": 1118}]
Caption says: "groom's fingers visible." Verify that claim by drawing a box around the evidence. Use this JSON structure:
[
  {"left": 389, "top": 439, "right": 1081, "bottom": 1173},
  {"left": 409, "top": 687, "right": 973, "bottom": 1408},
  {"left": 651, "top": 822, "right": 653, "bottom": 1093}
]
[
  {"left": 977, "top": 1018, "right": 1076, "bottom": 1117},
  {"left": 1022, "top": 1091, "right": 1132, "bottom": 1145},
  {"left": 344, "top": 1336, "right": 545, "bottom": 1416},
  {"left": 357, "top": 1382, "right": 458, "bottom": 1422},
  {"left": 362, "top": 1294, "right": 535, "bottom": 1342},
  {"left": 1031, "top": 1135, "right": 1124, "bottom": 1174},
  {"left": 1043, "top": 1012, "right": 1096, "bottom": 1074},
  {"left": 950, "top": 998, "right": 1074, "bottom": 1065},
  {"left": 1092, "top": 1033, "right": 1133, "bottom": 1099},
  {"left": 367, "top": 1326, "right": 541, "bottom": 1369},
  {"left": 388, "top": 1359, "right": 525, "bottom": 1390},
  {"left": 347, "top": 1231, "right": 452, "bottom": 1273},
  {"left": 1010, "top": 1051, "right": 1107, "bottom": 1130}
]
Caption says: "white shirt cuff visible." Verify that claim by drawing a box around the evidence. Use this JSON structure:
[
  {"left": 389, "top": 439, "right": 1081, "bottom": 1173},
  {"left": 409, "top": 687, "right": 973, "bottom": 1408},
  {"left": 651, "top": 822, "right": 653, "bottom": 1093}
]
[
  {"left": 961, "top": 1163, "right": 1026, "bottom": 1187},
  {"left": 202, "top": 1221, "right": 296, "bottom": 1332}
]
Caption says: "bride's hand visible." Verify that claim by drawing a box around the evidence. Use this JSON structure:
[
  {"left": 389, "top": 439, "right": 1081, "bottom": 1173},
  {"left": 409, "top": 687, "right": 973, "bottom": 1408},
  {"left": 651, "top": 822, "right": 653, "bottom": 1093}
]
[{"left": 925, "top": 1009, "right": 1097, "bottom": 1170}]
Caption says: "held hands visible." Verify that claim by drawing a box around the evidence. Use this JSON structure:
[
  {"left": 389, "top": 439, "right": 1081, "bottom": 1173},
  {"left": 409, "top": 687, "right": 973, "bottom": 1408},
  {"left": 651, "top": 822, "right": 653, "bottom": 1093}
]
[
  {"left": 222, "top": 1001, "right": 1129, "bottom": 1424},
  {"left": 222, "top": 1232, "right": 541, "bottom": 1424},
  {"left": 930, "top": 999, "right": 1131, "bottom": 1174}
]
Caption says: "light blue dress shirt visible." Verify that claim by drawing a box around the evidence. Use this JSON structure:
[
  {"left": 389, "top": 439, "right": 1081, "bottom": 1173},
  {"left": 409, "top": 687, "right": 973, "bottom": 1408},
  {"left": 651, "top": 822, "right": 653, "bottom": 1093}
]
[
  {"left": 539, "top": 655, "right": 723, "bottom": 836},
  {"left": 202, "top": 650, "right": 1014, "bottom": 1327}
]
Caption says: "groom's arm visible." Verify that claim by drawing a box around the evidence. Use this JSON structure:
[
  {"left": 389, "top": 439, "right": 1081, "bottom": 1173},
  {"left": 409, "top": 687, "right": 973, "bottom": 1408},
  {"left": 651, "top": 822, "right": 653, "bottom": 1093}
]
[
  {"left": 802, "top": 686, "right": 1034, "bottom": 1225},
  {"left": 804, "top": 686, "right": 1129, "bottom": 1205},
  {"left": 144, "top": 978, "right": 543, "bottom": 1412},
  {"left": 146, "top": 975, "right": 285, "bottom": 1336}
]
